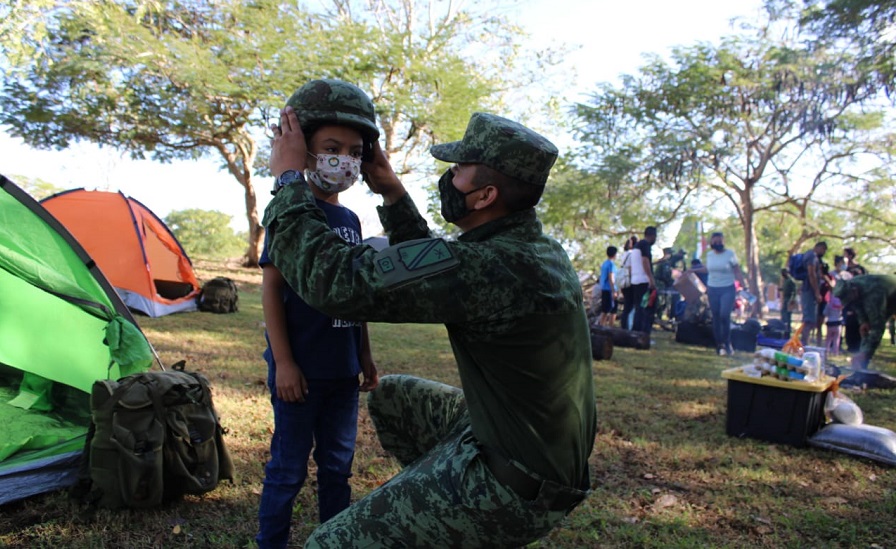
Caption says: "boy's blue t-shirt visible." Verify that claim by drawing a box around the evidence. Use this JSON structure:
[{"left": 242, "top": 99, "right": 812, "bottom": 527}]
[
  {"left": 260, "top": 198, "right": 363, "bottom": 380},
  {"left": 599, "top": 259, "right": 617, "bottom": 291}
]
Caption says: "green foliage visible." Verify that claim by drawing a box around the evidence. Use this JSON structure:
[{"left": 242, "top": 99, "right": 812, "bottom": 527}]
[
  {"left": 568, "top": 5, "right": 893, "bottom": 301},
  {"left": 4, "top": 173, "right": 62, "bottom": 200},
  {"left": 165, "top": 209, "right": 246, "bottom": 260},
  {"left": 0, "top": 0, "right": 56, "bottom": 71},
  {"left": 800, "top": 0, "right": 896, "bottom": 94},
  {"left": 0, "top": 0, "right": 556, "bottom": 266}
]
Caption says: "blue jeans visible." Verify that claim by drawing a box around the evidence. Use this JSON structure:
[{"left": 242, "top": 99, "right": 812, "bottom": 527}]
[
  {"left": 631, "top": 283, "right": 654, "bottom": 335},
  {"left": 707, "top": 284, "right": 736, "bottom": 351},
  {"left": 257, "top": 376, "right": 360, "bottom": 549}
]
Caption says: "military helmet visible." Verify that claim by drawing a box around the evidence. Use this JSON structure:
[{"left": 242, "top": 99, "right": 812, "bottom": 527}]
[{"left": 286, "top": 79, "right": 379, "bottom": 158}]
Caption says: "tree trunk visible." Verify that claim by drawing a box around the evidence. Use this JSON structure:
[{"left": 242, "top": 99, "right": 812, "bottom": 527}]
[
  {"left": 242, "top": 178, "right": 262, "bottom": 268},
  {"left": 590, "top": 325, "right": 651, "bottom": 350},
  {"left": 741, "top": 189, "right": 764, "bottom": 319}
]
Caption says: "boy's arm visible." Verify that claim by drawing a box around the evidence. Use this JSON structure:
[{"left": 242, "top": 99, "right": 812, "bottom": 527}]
[
  {"left": 262, "top": 265, "right": 307, "bottom": 402},
  {"left": 359, "top": 323, "right": 379, "bottom": 392}
]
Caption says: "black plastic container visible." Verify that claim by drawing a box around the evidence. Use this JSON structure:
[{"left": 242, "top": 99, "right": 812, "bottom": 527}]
[{"left": 723, "top": 369, "right": 832, "bottom": 447}]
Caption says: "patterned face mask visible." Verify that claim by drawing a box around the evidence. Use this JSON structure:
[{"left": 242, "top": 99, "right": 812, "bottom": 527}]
[
  {"left": 305, "top": 153, "right": 361, "bottom": 193},
  {"left": 438, "top": 169, "right": 484, "bottom": 223}
]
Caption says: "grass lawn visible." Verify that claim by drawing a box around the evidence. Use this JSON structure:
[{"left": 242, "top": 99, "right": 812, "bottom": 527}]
[{"left": 2, "top": 259, "right": 895, "bottom": 548}]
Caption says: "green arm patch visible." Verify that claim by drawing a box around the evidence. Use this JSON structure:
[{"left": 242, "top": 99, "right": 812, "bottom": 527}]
[{"left": 374, "top": 238, "right": 459, "bottom": 288}]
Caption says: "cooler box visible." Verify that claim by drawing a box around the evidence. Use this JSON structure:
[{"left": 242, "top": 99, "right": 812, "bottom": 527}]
[
  {"left": 673, "top": 272, "right": 706, "bottom": 302},
  {"left": 721, "top": 367, "right": 834, "bottom": 447}
]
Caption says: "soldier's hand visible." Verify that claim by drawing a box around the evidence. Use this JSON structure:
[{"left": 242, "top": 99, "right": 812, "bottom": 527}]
[
  {"left": 270, "top": 106, "right": 307, "bottom": 178},
  {"left": 361, "top": 141, "right": 406, "bottom": 204}
]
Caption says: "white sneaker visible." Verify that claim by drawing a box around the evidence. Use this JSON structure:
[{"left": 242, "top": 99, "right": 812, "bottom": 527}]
[{"left": 718, "top": 348, "right": 727, "bottom": 356}]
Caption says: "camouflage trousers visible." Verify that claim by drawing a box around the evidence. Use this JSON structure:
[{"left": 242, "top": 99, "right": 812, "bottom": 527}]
[{"left": 305, "top": 375, "right": 587, "bottom": 548}]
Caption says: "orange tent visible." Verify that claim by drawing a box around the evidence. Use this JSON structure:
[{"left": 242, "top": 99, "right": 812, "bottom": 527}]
[{"left": 41, "top": 189, "right": 200, "bottom": 317}]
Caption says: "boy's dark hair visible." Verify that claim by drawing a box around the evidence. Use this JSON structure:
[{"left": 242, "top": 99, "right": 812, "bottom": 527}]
[
  {"left": 844, "top": 247, "right": 857, "bottom": 259},
  {"left": 644, "top": 226, "right": 657, "bottom": 237},
  {"left": 711, "top": 231, "right": 724, "bottom": 238},
  {"left": 781, "top": 268, "right": 789, "bottom": 277},
  {"left": 472, "top": 165, "right": 544, "bottom": 212},
  {"left": 607, "top": 246, "right": 618, "bottom": 258},
  {"left": 815, "top": 241, "right": 828, "bottom": 250}
]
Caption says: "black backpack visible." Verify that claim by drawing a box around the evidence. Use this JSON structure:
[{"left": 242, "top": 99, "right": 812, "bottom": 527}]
[
  {"left": 197, "top": 277, "right": 239, "bottom": 314},
  {"left": 79, "top": 361, "right": 234, "bottom": 509}
]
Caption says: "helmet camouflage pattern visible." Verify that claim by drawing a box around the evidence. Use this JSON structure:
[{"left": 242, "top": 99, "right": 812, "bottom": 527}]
[{"left": 286, "top": 79, "right": 380, "bottom": 146}]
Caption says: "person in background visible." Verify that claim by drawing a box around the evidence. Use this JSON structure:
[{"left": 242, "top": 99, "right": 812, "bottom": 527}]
[
  {"left": 780, "top": 268, "right": 797, "bottom": 338},
  {"left": 686, "top": 232, "right": 747, "bottom": 356},
  {"left": 632, "top": 226, "right": 657, "bottom": 336},
  {"left": 824, "top": 274, "right": 844, "bottom": 356},
  {"left": 598, "top": 245, "right": 619, "bottom": 326},
  {"left": 844, "top": 247, "right": 867, "bottom": 277},
  {"left": 257, "top": 79, "right": 379, "bottom": 549},
  {"left": 813, "top": 261, "right": 832, "bottom": 347},
  {"left": 653, "top": 247, "right": 676, "bottom": 325},
  {"left": 798, "top": 241, "right": 828, "bottom": 347},
  {"left": 832, "top": 274, "right": 896, "bottom": 369},
  {"left": 691, "top": 258, "right": 709, "bottom": 287},
  {"left": 842, "top": 247, "right": 866, "bottom": 353},
  {"left": 618, "top": 235, "right": 639, "bottom": 330}
]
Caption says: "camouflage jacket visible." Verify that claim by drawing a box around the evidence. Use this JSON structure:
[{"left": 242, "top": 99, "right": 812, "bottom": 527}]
[
  {"left": 263, "top": 184, "right": 596, "bottom": 487},
  {"left": 846, "top": 275, "right": 896, "bottom": 328}
]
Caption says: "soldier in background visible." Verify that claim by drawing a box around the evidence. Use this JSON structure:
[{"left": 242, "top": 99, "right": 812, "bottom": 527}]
[
  {"left": 265, "top": 107, "right": 596, "bottom": 547},
  {"left": 833, "top": 275, "right": 896, "bottom": 369}
]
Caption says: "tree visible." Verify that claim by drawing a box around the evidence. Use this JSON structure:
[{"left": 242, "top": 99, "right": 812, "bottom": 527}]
[
  {"left": 1, "top": 0, "right": 558, "bottom": 267},
  {"left": 3, "top": 173, "right": 62, "bottom": 200},
  {"left": 1, "top": 0, "right": 340, "bottom": 266},
  {"left": 0, "top": 0, "right": 56, "bottom": 69},
  {"left": 569, "top": 10, "right": 890, "bottom": 313},
  {"left": 800, "top": 0, "right": 896, "bottom": 94},
  {"left": 165, "top": 208, "right": 246, "bottom": 260}
]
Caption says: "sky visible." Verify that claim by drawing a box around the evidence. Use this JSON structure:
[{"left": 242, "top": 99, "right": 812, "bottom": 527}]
[{"left": 0, "top": 0, "right": 765, "bottom": 239}]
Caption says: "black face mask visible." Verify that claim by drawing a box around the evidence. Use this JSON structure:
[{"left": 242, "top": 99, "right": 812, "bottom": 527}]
[
  {"left": 711, "top": 243, "right": 725, "bottom": 252},
  {"left": 438, "top": 169, "right": 484, "bottom": 223}
]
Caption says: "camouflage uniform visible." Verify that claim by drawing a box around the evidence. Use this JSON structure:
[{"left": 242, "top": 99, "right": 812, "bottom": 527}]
[
  {"left": 833, "top": 275, "right": 896, "bottom": 367},
  {"left": 263, "top": 113, "right": 596, "bottom": 547}
]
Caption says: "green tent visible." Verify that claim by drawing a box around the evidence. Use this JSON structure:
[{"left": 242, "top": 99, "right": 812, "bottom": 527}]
[{"left": 0, "top": 175, "right": 153, "bottom": 505}]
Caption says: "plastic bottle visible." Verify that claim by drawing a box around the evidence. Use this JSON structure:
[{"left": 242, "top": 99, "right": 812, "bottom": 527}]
[
  {"left": 755, "top": 348, "right": 777, "bottom": 362},
  {"left": 803, "top": 351, "right": 821, "bottom": 383}
]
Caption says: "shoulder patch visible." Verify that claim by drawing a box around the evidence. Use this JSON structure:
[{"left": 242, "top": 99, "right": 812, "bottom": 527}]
[{"left": 375, "top": 238, "right": 459, "bottom": 288}]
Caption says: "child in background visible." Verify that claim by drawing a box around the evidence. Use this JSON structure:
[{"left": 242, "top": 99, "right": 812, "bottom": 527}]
[
  {"left": 598, "top": 246, "right": 619, "bottom": 326},
  {"left": 824, "top": 275, "right": 844, "bottom": 356}
]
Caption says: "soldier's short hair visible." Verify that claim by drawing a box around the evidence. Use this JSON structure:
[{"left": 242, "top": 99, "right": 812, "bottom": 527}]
[{"left": 470, "top": 165, "right": 544, "bottom": 212}]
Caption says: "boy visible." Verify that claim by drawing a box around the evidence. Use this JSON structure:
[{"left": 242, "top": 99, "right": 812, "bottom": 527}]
[
  {"left": 598, "top": 246, "right": 619, "bottom": 326},
  {"left": 257, "top": 79, "right": 379, "bottom": 549}
]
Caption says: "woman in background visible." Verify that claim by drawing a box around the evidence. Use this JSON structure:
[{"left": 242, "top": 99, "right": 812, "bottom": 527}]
[{"left": 686, "top": 232, "right": 747, "bottom": 356}]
